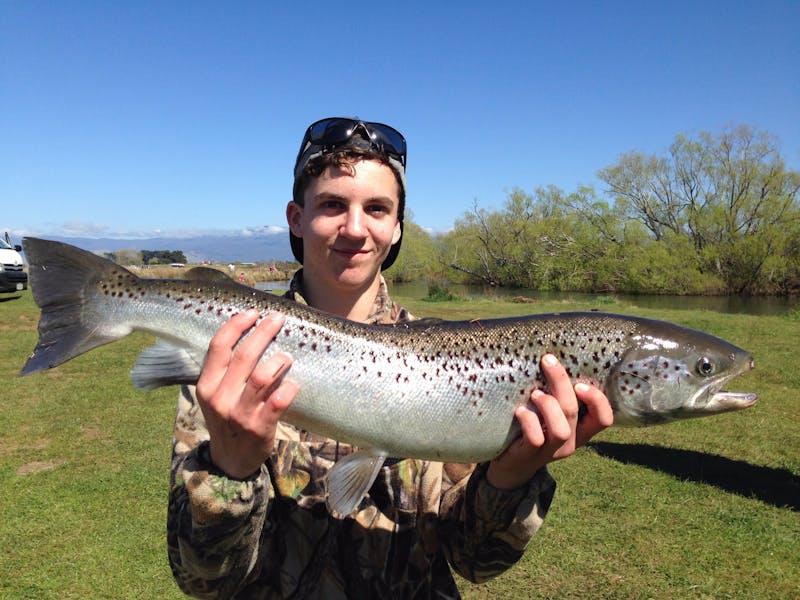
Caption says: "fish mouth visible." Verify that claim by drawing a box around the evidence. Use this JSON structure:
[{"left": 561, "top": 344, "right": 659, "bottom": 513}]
[
  {"left": 698, "top": 356, "right": 758, "bottom": 414},
  {"left": 708, "top": 390, "right": 759, "bottom": 411}
]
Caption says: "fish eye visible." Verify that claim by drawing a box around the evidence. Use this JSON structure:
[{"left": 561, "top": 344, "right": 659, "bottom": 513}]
[{"left": 695, "top": 357, "right": 716, "bottom": 376}]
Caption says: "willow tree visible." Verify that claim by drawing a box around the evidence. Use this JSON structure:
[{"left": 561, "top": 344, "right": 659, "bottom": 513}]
[{"left": 599, "top": 125, "right": 800, "bottom": 294}]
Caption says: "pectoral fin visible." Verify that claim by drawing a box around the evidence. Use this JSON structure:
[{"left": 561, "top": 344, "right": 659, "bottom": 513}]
[
  {"left": 131, "top": 340, "right": 204, "bottom": 390},
  {"left": 326, "top": 449, "right": 387, "bottom": 516}
]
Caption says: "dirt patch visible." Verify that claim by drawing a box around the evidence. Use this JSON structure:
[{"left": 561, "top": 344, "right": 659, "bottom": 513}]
[
  {"left": 81, "top": 427, "right": 107, "bottom": 440},
  {"left": 16, "top": 459, "right": 65, "bottom": 475},
  {"left": 0, "top": 436, "right": 51, "bottom": 457}
]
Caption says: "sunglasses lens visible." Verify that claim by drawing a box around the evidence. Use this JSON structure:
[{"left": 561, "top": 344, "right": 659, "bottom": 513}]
[
  {"left": 307, "top": 118, "right": 356, "bottom": 145},
  {"left": 367, "top": 124, "right": 406, "bottom": 160},
  {"left": 301, "top": 118, "right": 406, "bottom": 167}
]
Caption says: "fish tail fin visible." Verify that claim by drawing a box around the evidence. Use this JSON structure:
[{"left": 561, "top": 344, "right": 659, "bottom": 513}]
[{"left": 20, "top": 237, "right": 135, "bottom": 376}]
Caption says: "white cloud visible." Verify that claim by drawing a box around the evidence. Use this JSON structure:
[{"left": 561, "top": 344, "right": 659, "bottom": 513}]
[{"left": 13, "top": 222, "right": 289, "bottom": 240}]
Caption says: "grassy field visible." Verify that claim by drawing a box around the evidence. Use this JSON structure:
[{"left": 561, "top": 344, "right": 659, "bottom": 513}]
[{"left": 1, "top": 288, "right": 798, "bottom": 599}]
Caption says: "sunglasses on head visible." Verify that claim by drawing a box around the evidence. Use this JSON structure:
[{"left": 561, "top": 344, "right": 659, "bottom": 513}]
[{"left": 296, "top": 117, "right": 407, "bottom": 170}]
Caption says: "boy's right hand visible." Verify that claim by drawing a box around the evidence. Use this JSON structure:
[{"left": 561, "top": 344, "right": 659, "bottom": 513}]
[{"left": 196, "top": 309, "right": 297, "bottom": 480}]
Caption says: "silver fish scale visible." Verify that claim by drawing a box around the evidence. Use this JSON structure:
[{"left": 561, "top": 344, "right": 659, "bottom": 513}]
[
  {"left": 95, "top": 279, "right": 644, "bottom": 461},
  {"left": 271, "top": 313, "right": 641, "bottom": 462}
]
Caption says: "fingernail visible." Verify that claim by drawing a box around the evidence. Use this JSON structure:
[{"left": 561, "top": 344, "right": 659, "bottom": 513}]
[
  {"left": 542, "top": 354, "right": 557, "bottom": 367},
  {"left": 575, "top": 383, "right": 590, "bottom": 393},
  {"left": 269, "top": 311, "right": 284, "bottom": 322}
]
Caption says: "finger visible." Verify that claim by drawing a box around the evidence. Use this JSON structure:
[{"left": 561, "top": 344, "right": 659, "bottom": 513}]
[
  {"left": 222, "top": 312, "right": 286, "bottom": 384},
  {"left": 574, "top": 382, "right": 614, "bottom": 447},
  {"left": 203, "top": 309, "right": 258, "bottom": 382},
  {"left": 261, "top": 378, "right": 298, "bottom": 421},
  {"left": 238, "top": 352, "right": 293, "bottom": 408},
  {"left": 541, "top": 354, "right": 579, "bottom": 421},
  {"left": 514, "top": 402, "right": 545, "bottom": 449},
  {"left": 529, "top": 389, "right": 571, "bottom": 445},
  {"left": 198, "top": 309, "right": 262, "bottom": 397},
  {"left": 249, "top": 351, "right": 293, "bottom": 390}
]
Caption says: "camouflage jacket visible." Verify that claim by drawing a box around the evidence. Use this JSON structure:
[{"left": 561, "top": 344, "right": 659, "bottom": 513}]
[{"left": 167, "top": 272, "right": 556, "bottom": 599}]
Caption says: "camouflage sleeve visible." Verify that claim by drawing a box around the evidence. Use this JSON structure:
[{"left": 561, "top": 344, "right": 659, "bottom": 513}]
[
  {"left": 167, "top": 385, "right": 272, "bottom": 599},
  {"left": 438, "top": 461, "right": 556, "bottom": 583}
]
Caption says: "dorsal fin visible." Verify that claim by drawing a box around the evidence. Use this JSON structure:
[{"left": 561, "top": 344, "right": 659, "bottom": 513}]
[{"left": 185, "top": 266, "right": 233, "bottom": 283}]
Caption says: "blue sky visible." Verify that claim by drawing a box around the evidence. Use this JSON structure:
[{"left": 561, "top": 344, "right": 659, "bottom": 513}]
[{"left": 2, "top": 1, "right": 798, "bottom": 241}]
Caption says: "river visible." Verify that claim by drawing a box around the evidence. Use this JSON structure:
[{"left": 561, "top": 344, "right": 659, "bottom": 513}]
[{"left": 258, "top": 280, "right": 798, "bottom": 317}]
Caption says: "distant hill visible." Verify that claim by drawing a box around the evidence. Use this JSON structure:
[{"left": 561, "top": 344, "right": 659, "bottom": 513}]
[{"left": 36, "top": 228, "right": 294, "bottom": 264}]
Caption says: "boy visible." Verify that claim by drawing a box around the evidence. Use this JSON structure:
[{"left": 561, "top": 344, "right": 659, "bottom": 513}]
[{"left": 168, "top": 118, "right": 613, "bottom": 598}]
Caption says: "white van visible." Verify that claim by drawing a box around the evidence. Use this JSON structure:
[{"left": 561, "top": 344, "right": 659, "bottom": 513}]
[{"left": 0, "top": 232, "right": 28, "bottom": 293}]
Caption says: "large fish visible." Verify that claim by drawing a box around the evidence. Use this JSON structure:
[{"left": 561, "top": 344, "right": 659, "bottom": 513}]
[{"left": 20, "top": 238, "right": 757, "bottom": 514}]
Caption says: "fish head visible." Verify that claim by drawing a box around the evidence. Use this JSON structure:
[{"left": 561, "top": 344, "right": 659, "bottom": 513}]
[{"left": 607, "top": 323, "right": 757, "bottom": 426}]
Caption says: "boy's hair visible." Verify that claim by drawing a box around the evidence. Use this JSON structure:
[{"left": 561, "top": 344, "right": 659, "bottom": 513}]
[{"left": 292, "top": 147, "right": 405, "bottom": 215}]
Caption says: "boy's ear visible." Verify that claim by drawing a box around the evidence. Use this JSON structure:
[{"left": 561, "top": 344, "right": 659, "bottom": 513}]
[{"left": 286, "top": 202, "right": 303, "bottom": 236}]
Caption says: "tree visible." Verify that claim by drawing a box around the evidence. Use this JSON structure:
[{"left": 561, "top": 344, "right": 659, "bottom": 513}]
[
  {"left": 599, "top": 125, "right": 800, "bottom": 294},
  {"left": 142, "top": 250, "right": 188, "bottom": 265},
  {"left": 109, "top": 248, "right": 143, "bottom": 265},
  {"left": 383, "top": 215, "right": 442, "bottom": 282}
]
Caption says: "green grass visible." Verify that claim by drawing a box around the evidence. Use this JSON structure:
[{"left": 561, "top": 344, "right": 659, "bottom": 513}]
[{"left": 1, "top": 291, "right": 798, "bottom": 599}]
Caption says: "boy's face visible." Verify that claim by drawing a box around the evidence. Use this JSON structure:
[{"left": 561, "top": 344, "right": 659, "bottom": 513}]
[{"left": 287, "top": 159, "right": 402, "bottom": 293}]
